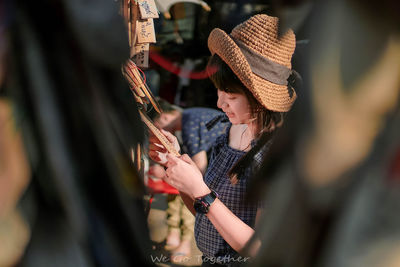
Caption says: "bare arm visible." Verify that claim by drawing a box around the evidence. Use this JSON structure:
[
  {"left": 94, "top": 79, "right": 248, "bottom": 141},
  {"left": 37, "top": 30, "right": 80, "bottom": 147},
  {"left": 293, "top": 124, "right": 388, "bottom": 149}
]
[
  {"left": 180, "top": 187, "right": 262, "bottom": 255},
  {"left": 179, "top": 150, "right": 208, "bottom": 215},
  {"left": 202, "top": 198, "right": 261, "bottom": 256}
]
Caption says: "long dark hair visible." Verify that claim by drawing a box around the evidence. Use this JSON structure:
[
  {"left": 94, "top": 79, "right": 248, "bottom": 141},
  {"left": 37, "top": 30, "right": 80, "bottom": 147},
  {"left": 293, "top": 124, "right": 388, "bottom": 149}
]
[{"left": 207, "top": 54, "right": 286, "bottom": 183}]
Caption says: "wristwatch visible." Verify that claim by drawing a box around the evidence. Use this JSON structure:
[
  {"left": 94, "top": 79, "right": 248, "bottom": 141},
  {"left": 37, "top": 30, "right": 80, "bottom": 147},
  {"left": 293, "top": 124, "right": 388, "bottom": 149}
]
[{"left": 193, "top": 189, "right": 219, "bottom": 214}]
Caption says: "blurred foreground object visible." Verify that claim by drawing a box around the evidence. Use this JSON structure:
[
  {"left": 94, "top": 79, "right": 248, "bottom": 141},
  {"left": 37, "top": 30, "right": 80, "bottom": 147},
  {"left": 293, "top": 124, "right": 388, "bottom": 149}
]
[
  {"left": 2, "top": 0, "right": 153, "bottom": 266},
  {"left": 249, "top": 0, "right": 400, "bottom": 266},
  {"left": 0, "top": 100, "right": 31, "bottom": 266}
]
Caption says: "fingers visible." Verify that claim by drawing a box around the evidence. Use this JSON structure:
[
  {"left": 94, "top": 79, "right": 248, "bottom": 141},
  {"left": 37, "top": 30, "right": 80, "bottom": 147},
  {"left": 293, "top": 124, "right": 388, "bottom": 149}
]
[
  {"left": 148, "top": 165, "right": 166, "bottom": 179},
  {"left": 148, "top": 135, "right": 163, "bottom": 146},
  {"left": 149, "top": 142, "right": 167, "bottom": 153},
  {"left": 160, "top": 129, "right": 177, "bottom": 143},
  {"left": 148, "top": 151, "right": 161, "bottom": 162},
  {"left": 166, "top": 153, "right": 179, "bottom": 167},
  {"left": 148, "top": 140, "right": 166, "bottom": 162},
  {"left": 180, "top": 154, "right": 194, "bottom": 165},
  {"left": 148, "top": 166, "right": 155, "bottom": 175},
  {"left": 164, "top": 165, "right": 174, "bottom": 184}
]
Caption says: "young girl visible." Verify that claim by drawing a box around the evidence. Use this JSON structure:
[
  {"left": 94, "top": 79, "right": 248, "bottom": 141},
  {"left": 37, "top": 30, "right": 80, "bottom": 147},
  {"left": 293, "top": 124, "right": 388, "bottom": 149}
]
[{"left": 148, "top": 14, "right": 297, "bottom": 266}]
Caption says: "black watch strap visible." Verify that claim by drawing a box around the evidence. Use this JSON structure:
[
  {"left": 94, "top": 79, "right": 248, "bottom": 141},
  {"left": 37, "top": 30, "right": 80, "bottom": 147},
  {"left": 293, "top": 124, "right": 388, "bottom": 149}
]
[
  {"left": 202, "top": 190, "right": 218, "bottom": 204},
  {"left": 194, "top": 190, "right": 218, "bottom": 214}
]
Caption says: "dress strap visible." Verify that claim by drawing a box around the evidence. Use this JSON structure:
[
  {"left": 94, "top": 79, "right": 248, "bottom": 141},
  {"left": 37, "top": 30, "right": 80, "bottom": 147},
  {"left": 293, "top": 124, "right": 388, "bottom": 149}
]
[{"left": 205, "top": 114, "right": 229, "bottom": 131}]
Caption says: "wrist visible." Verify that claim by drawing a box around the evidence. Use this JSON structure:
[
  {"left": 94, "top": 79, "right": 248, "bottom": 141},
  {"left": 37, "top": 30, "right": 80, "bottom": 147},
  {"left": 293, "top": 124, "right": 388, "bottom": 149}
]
[
  {"left": 193, "top": 189, "right": 219, "bottom": 214},
  {"left": 192, "top": 184, "right": 211, "bottom": 199}
]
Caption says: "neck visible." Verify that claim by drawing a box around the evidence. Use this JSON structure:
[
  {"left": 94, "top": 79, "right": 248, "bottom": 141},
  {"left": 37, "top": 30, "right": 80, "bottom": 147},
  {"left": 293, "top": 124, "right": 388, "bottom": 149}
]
[
  {"left": 238, "top": 123, "right": 256, "bottom": 151},
  {"left": 245, "top": 121, "right": 259, "bottom": 140}
]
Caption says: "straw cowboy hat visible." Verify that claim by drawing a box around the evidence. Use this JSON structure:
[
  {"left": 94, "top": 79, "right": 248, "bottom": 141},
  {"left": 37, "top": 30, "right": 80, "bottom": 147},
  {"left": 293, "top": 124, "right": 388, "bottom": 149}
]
[{"left": 208, "top": 14, "right": 296, "bottom": 112}]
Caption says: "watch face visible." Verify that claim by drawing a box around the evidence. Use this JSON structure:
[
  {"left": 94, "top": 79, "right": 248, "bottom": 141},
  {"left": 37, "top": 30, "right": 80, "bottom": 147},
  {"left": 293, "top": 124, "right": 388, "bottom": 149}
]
[
  {"left": 194, "top": 190, "right": 218, "bottom": 214},
  {"left": 194, "top": 200, "right": 208, "bottom": 214}
]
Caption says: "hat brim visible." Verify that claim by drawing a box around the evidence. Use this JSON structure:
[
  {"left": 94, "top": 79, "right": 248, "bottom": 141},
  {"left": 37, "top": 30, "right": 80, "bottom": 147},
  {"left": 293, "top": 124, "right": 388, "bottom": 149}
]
[{"left": 208, "top": 28, "right": 296, "bottom": 112}]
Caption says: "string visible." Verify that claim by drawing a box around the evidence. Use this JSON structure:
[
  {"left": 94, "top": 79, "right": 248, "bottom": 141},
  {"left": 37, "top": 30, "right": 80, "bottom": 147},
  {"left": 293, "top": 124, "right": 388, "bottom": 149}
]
[
  {"left": 128, "top": 61, "right": 147, "bottom": 85},
  {"left": 239, "top": 125, "right": 251, "bottom": 151},
  {"left": 135, "top": 65, "right": 147, "bottom": 85}
]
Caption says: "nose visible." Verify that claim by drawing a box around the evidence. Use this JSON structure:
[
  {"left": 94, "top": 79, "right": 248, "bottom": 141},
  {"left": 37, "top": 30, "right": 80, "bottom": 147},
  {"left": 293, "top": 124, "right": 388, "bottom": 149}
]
[
  {"left": 217, "top": 91, "right": 227, "bottom": 109},
  {"left": 217, "top": 97, "right": 222, "bottom": 109}
]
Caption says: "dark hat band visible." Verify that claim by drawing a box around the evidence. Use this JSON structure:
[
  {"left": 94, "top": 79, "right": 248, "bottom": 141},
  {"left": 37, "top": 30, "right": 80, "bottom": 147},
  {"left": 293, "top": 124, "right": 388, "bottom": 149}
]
[{"left": 231, "top": 37, "right": 292, "bottom": 86}]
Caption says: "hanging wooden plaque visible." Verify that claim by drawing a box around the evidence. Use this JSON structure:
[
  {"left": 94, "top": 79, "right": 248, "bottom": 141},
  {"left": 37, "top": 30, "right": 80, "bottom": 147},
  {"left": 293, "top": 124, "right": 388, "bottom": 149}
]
[
  {"left": 137, "top": 0, "right": 159, "bottom": 19},
  {"left": 133, "top": 43, "right": 150, "bottom": 68},
  {"left": 136, "top": 18, "right": 156, "bottom": 43}
]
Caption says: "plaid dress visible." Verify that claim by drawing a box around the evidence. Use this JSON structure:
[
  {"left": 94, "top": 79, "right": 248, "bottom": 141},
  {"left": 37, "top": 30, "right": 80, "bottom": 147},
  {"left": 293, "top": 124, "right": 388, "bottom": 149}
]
[{"left": 194, "top": 123, "right": 265, "bottom": 265}]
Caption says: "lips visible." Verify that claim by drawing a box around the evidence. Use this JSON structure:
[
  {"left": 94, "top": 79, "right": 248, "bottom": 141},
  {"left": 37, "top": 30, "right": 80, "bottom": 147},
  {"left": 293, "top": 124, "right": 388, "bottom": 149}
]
[{"left": 225, "top": 112, "right": 234, "bottom": 118}]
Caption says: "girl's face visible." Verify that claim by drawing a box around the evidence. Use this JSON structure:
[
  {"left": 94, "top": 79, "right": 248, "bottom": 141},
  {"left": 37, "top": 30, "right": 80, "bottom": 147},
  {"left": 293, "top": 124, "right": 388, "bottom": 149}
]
[{"left": 217, "top": 89, "right": 252, "bottom": 124}]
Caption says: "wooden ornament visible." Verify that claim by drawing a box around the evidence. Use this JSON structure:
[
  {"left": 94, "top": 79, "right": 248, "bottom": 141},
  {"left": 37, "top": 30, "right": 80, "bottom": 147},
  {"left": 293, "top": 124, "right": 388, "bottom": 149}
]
[
  {"left": 136, "top": 18, "right": 156, "bottom": 43},
  {"left": 137, "top": 0, "right": 159, "bottom": 19},
  {"left": 139, "top": 110, "right": 180, "bottom": 157}
]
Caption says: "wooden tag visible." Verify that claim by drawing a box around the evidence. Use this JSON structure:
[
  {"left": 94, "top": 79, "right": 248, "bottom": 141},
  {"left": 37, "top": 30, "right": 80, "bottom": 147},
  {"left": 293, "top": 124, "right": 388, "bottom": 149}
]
[
  {"left": 133, "top": 43, "right": 149, "bottom": 68},
  {"left": 139, "top": 110, "right": 180, "bottom": 157},
  {"left": 137, "top": 0, "right": 159, "bottom": 19},
  {"left": 136, "top": 18, "right": 156, "bottom": 43},
  {"left": 129, "top": 2, "right": 139, "bottom": 47}
]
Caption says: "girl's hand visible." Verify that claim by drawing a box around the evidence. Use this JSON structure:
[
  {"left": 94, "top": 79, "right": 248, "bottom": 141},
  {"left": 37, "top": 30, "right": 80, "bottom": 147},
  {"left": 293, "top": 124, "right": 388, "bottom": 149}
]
[
  {"left": 147, "top": 164, "right": 166, "bottom": 179},
  {"left": 148, "top": 129, "right": 180, "bottom": 165},
  {"left": 164, "top": 154, "right": 210, "bottom": 198}
]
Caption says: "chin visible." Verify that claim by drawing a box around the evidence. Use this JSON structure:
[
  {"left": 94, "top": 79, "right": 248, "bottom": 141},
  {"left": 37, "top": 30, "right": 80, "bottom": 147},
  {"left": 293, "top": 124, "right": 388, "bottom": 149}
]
[{"left": 228, "top": 118, "right": 240, "bottom": 125}]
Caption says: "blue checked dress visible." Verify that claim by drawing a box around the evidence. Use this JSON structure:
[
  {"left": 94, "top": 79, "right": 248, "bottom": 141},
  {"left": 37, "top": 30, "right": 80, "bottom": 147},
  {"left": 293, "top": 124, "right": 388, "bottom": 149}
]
[{"left": 194, "top": 123, "right": 266, "bottom": 265}]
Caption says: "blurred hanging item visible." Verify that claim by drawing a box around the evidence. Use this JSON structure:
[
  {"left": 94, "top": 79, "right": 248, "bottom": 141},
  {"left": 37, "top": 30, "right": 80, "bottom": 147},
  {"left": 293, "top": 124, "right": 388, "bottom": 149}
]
[
  {"left": 120, "top": 3, "right": 179, "bottom": 178},
  {"left": 134, "top": 43, "right": 150, "bottom": 68},
  {"left": 137, "top": 0, "right": 159, "bottom": 19},
  {"left": 122, "top": 59, "right": 161, "bottom": 113},
  {"left": 122, "top": 59, "right": 174, "bottom": 172},
  {"left": 120, "top": 0, "right": 160, "bottom": 110},
  {"left": 136, "top": 18, "right": 156, "bottom": 44},
  {"left": 120, "top": 0, "right": 158, "bottom": 66}
]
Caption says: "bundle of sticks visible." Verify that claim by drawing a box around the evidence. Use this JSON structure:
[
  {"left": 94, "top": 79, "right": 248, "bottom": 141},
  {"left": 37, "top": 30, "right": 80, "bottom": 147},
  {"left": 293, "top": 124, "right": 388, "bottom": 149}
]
[
  {"left": 122, "top": 59, "right": 160, "bottom": 111},
  {"left": 120, "top": 0, "right": 180, "bottom": 171},
  {"left": 122, "top": 59, "right": 180, "bottom": 160}
]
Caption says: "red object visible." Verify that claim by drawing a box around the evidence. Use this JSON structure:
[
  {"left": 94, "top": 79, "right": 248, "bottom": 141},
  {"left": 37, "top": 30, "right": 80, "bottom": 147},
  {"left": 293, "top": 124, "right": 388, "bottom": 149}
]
[
  {"left": 147, "top": 178, "right": 179, "bottom": 195},
  {"left": 149, "top": 51, "right": 218, "bottom": 80},
  {"left": 146, "top": 178, "right": 179, "bottom": 215}
]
